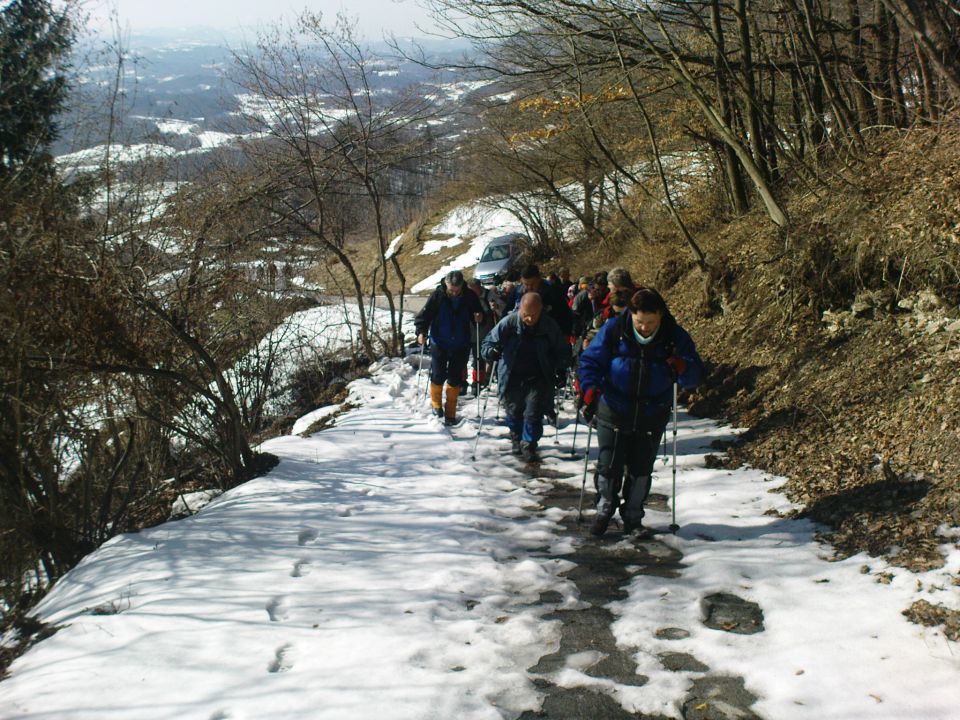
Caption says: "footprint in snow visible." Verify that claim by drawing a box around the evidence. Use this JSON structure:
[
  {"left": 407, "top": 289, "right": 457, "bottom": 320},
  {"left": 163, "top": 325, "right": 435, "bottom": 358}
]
[
  {"left": 337, "top": 504, "right": 363, "bottom": 517},
  {"left": 267, "top": 643, "right": 294, "bottom": 673},
  {"left": 297, "top": 528, "right": 318, "bottom": 546},
  {"left": 291, "top": 559, "right": 310, "bottom": 578},
  {"left": 266, "top": 596, "right": 288, "bottom": 622}
]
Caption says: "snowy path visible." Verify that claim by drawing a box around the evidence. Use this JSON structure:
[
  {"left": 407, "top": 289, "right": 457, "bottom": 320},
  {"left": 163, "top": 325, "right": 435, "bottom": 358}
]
[{"left": 1, "top": 357, "right": 958, "bottom": 719}]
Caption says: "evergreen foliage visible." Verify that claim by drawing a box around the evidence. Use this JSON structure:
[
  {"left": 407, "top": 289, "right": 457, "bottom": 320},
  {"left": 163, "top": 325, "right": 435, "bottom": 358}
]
[{"left": 0, "top": 0, "right": 73, "bottom": 185}]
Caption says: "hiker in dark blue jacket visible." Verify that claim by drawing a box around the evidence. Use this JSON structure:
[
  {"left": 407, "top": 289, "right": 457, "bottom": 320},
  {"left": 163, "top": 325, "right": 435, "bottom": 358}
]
[
  {"left": 415, "top": 270, "right": 484, "bottom": 425},
  {"left": 481, "top": 293, "right": 570, "bottom": 462},
  {"left": 577, "top": 287, "right": 702, "bottom": 536}
]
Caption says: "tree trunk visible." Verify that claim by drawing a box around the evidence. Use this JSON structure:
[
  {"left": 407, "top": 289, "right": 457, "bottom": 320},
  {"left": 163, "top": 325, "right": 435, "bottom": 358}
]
[
  {"left": 879, "top": 0, "right": 960, "bottom": 104},
  {"left": 734, "top": 0, "right": 769, "bottom": 183},
  {"left": 711, "top": 0, "right": 750, "bottom": 215},
  {"left": 847, "top": 0, "right": 878, "bottom": 125}
]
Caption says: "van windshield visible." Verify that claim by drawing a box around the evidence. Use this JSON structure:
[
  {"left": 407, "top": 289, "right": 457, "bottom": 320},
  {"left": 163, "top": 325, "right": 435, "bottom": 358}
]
[{"left": 479, "top": 243, "right": 510, "bottom": 262}]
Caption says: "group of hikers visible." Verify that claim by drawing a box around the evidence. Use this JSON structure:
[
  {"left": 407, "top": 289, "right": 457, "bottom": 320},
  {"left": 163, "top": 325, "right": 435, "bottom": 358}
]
[{"left": 414, "top": 264, "right": 703, "bottom": 537}]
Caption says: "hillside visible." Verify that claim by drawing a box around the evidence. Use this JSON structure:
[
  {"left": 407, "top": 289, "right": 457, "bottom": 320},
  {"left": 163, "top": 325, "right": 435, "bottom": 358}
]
[{"left": 385, "top": 124, "right": 960, "bottom": 583}]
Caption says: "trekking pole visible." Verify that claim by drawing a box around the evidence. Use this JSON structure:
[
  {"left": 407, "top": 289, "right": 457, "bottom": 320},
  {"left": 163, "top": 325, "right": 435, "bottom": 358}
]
[
  {"left": 421, "top": 340, "right": 430, "bottom": 405},
  {"left": 470, "top": 385, "right": 493, "bottom": 461},
  {"left": 669, "top": 380, "right": 680, "bottom": 533},
  {"left": 415, "top": 340, "right": 425, "bottom": 399},
  {"left": 570, "top": 411, "right": 580, "bottom": 456},
  {"left": 553, "top": 385, "right": 561, "bottom": 445},
  {"left": 475, "top": 327, "right": 482, "bottom": 419},
  {"left": 576, "top": 424, "right": 593, "bottom": 523}
]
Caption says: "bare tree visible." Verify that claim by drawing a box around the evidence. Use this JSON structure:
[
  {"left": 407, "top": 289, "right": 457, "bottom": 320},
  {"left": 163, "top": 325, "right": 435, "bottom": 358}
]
[{"left": 230, "top": 13, "right": 445, "bottom": 356}]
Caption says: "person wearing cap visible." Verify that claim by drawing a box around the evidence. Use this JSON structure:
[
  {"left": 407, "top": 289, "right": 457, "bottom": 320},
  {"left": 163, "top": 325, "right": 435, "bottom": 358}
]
[
  {"left": 466, "top": 277, "right": 497, "bottom": 395},
  {"left": 571, "top": 272, "right": 609, "bottom": 354},
  {"left": 414, "top": 270, "right": 484, "bottom": 425}
]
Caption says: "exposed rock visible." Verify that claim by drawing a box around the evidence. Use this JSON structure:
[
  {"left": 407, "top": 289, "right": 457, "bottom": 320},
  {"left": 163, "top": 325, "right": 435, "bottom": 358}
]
[
  {"left": 655, "top": 627, "right": 692, "bottom": 640},
  {"left": 660, "top": 652, "right": 710, "bottom": 673},
  {"left": 701, "top": 593, "right": 764, "bottom": 635},
  {"left": 681, "top": 676, "right": 762, "bottom": 720}
]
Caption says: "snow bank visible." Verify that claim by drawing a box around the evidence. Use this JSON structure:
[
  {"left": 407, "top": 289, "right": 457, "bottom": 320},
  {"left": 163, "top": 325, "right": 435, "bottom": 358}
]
[
  {"left": 0, "top": 356, "right": 575, "bottom": 719},
  {"left": 411, "top": 204, "right": 524, "bottom": 293}
]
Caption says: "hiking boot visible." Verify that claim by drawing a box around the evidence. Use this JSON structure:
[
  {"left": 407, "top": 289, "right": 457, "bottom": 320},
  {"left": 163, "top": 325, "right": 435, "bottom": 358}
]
[
  {"left": 444, "top": 415, "right": 460, "bottom": 426},
  {"left": 622, "top": 519, "right": 642, "bottom": 536},
  {"left": 520, "top": 441, "right": 540, "bottom": 463},
  {"left": 590, "top": 509, "right": 613, "bottom": 537},
  {"left": 544, "top": 410, "right": 557, "bottom": 427},
  {"left": 510, "top": 433, "right": 522, "bottom": 456},
  {"left": 433, "top": 407, "right": 444, "bottom": 419}
]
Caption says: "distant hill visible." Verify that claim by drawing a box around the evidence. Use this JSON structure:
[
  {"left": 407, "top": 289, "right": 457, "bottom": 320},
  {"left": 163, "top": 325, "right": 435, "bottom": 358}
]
[{"left": 57, "top": 30, "right": 488, "bottom": 172}]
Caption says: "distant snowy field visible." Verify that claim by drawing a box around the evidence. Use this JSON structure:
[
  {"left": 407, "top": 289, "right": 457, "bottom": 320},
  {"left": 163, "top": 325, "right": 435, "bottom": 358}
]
[{"left": 0, "top": 302, "right": 956, "bottom": 718}]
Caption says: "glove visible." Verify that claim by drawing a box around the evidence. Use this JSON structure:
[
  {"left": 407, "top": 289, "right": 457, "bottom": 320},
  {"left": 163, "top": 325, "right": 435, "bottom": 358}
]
[
  {"left": 485, "top": 347, "right": 502, "bottom": 362},
  {"left": 665, "top": 356, "right": 687, "bottom": 376},
  {"left": 577, "top": 386, "right": 598, "bottom": 422},
  {"left": 581, "top": 386, "right": 598, "bottom": 407}
]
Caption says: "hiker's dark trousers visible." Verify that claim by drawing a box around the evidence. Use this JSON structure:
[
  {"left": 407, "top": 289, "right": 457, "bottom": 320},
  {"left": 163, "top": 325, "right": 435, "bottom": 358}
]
[
  {"left": 593, "top": 400, "right": 668, "bottom": 510},
  {"left": 502, "top": 376, "right": 552, "bottom": 443},
  {"left": 430, "top": 344, "right": 470, "bottom": 386}
]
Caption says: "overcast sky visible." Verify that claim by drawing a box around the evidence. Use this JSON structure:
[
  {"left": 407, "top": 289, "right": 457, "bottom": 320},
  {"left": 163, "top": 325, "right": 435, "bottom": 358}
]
[{"left": 85, "top": 0, "right": 441, "bottom": 39}]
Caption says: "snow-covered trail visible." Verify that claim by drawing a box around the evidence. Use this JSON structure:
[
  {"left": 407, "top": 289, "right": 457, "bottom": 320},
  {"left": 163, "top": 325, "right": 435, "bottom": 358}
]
[
  {"left": 1, "top": 355, "right": 958, "bottom": 719},
  {"left": 0, "top": 357, "right": 577, "bottom": 720}
]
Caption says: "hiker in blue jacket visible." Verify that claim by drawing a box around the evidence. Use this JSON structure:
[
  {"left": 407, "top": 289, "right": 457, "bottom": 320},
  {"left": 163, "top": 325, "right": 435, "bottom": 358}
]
[
  {"left": 415, "top": 270, "right": 484, "bottom": 425},
  {"left": 577, "top": 287, "right": 702, "bottom": 536},
  {"left": 481, "top": 292, "right": 570, "bottom": 462}
]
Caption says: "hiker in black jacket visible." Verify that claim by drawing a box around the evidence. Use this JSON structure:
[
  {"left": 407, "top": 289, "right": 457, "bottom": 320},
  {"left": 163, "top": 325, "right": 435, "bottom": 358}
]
[
  {"left": 414, "top": 271, "right": 484, "bottom": 425},
  {"left": 571, "top": 273, "right": 609, "bottom": 355},
  {"left": 577, "top": 287, "right": 702, "bottom": 536},
  {"left": 467, "top": 277, "right": 496, "bottom": 395},
  {"left": 505, "top": 264, "right": 573, "bottom": 337}
]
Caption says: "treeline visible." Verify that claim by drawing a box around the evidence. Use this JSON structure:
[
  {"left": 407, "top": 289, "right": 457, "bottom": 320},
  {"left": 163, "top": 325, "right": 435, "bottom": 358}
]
[{"left": 433, "top": 0, "right": 959, "bottom": 266}]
